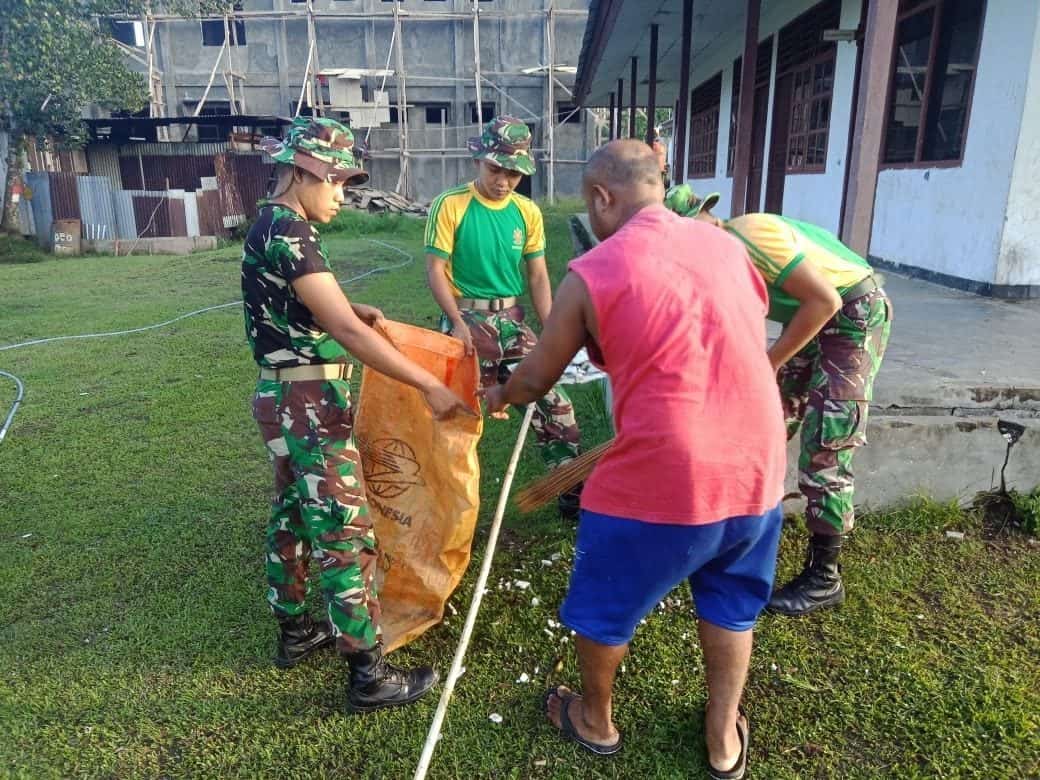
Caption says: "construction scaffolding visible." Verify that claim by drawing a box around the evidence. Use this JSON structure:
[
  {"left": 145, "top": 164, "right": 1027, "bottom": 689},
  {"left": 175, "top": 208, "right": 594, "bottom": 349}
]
[{"left": 110, "top": 2, "right": 608, "bottom": 204}]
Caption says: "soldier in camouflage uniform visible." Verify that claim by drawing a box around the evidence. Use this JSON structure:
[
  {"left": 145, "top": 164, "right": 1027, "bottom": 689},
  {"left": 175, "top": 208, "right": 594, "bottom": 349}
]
[
  {"left": 425, "top": 116, "right": 582, "bottom": 514},
  {"left": 244, "top": 117, "right": 471, "bottom": 713},
  {"left": 665, "top": 184, "right": 893, "bottom": 616}
]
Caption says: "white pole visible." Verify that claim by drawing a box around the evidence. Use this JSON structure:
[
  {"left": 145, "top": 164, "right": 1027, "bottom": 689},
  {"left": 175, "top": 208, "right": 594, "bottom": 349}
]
[{"left": 412, "top": 404, "right": 536, "bottom": 780}]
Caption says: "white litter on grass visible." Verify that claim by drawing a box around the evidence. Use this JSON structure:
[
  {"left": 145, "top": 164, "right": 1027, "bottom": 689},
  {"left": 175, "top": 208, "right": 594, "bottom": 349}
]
[
  {"left": 945, "top": 530, "right": 966, "bottom": 541},
  {"left": 531, "top": 597, "right": 540, "bottom": 606},
  {"left": 21, "top": 533, "right": 32, "bottom": 539},
  {"left": 639, "top": 619, "right": 647, "bottom": 625},
  {"left": 78, "top": 392, "right": 90, "bottom": 396},
  {"left": 540, "top": 559, "right": 553, "bottom": 567},
  {"left": 916, "top": 614, "right": 925, "bottom": 620},
  {"left": 489, "top": 713, "right": 503, "bottom": 724},
  {"left": 681, "top": 633, "right": 689, "bottom": 641},
  {"left": 672, "top": 679, "right": 680, "bottom": 686},
  {"left": 770, "top": 663, "right": 778, "bottom": 672},
  {"left": 543, "top": 628, "right": 555, "bottom": 638},
  {"left": 560, "top": 636, "right": 569, "bottom": 644},
  {"left": 447, "top": 602, "right": 458, "bottom": 615},
  {"left": 551, "top": 553, "right": 562, "bottom": 562},
  {"left": 534, "top": 666, "right": 540, "bottom": 674},
  {"left": 620, "top": 663, "right": 626, "bottom": 673},
  {"left": 517, "top": 673, "right": 531, "bottom": 684},
  {"left": 514, "top": 580, "right": 531, "bottom": 590},
  {"left": 547, "top": 619, "right": 560, "bottom": 628},
  {"left": 534, "top": 759, "right": 548, "bottom": 767}
]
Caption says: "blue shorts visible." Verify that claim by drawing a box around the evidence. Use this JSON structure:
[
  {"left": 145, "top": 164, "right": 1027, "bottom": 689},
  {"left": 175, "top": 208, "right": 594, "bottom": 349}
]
[{"left": 559, "top": 505, "right": 783, "bottom": 645}]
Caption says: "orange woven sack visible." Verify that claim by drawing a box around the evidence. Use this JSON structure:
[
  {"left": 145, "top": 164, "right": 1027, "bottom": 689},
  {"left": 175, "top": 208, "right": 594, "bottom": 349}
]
[{"left": 355, "top": 320, "right": 483, "bottom": 651}]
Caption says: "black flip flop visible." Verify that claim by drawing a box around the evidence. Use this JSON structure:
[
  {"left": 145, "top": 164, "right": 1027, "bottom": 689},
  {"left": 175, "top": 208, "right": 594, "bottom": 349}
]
[
  {"left": 708, "top": 705, "right": 749, "bottom": 780},
  {"left": 543, "top": 687, "right": 623, "bottom": 757}
]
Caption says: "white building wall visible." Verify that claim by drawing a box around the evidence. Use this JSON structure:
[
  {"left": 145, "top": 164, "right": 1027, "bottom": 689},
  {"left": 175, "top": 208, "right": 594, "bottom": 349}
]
[
  {"left": 779, "top": 0, "right": 861, "bottom": 232},
  {"left": 997, "top": 8, "right": 1040, "bottom": 287},
  {"left": 679, "top": 0, "right": 857, "bottom": 226},
  {"left": 871, "top": 0, "right": 1036, "bottom": 285}
]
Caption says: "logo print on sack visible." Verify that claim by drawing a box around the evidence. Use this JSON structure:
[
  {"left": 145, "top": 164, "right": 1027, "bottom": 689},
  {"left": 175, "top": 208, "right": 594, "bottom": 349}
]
[{"left": 360, "top": 438, "right": 426, "bottom": 499}]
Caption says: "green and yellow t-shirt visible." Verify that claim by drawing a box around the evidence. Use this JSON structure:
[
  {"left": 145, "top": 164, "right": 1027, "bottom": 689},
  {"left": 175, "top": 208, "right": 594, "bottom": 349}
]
[
  {"left": 724, "top": 213, "right": 873, "bottom": 324},
  {"left": 424, "top": 183, "right": 546, "bottom": 299}
]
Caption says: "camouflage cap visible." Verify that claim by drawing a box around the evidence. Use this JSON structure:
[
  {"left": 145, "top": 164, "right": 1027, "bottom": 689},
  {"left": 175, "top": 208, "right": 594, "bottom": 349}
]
[
  {"left": 467, "top": 115, "right": 536, "bottom": 176},
  {"left": 664, "top": 183, "right": 720, "bottom": 218},
  {"left": 260, "top": 116, "right": 369, "bottom": 186}
]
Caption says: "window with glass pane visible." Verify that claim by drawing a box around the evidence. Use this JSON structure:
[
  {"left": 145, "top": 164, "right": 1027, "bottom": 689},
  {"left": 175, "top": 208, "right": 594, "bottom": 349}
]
[
  {"left": 883, "top": 0, "right": 983, "bottom": 165},
  {"left": 786, "top": 53, "right": 833, "bottom": 172}
]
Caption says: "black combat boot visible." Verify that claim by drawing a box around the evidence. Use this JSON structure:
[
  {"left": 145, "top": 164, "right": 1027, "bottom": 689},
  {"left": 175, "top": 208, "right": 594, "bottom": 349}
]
[
  {"left": 345, "top": 644, "right": 439, "bottom": 714},
  {"left": 273, "top": 614, "right": 335, "bottom": 669},
  {"left": 767, "top": 534, "right": 846, "bottom": 617},
  {"left": 558, "top": 482, "right": 583, "bottom": 521}
]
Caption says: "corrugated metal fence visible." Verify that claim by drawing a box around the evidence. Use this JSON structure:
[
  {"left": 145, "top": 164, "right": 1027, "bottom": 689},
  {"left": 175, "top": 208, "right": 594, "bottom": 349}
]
[{"left": 19, "top": 147, "right": 272, "bottom": 246}]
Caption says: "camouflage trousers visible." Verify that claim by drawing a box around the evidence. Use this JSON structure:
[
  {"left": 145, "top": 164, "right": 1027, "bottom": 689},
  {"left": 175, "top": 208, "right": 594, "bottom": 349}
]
[
  {"left": 253, "top": 376, "right": 381, "bottom": 654},
  {"left": 443, "top": 305, "right": 580, "bottom": 468},
  {"left": 780, "top": 287, "right": 892, "bottom": 536}
]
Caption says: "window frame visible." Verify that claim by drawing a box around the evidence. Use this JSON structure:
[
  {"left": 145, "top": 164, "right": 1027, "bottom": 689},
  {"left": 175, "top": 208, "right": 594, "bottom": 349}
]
[
  {"left": 879, "top": 0, "right": 986, "bottom": 170},
  {"left": 201, "top": 4, "right": 245, "bottom": 47},
  {"left": 784, "top": 50, "right": 835, "bottom": 175},
  {"left": 687, "top": 72, "right": 722, "bottom": 180}
]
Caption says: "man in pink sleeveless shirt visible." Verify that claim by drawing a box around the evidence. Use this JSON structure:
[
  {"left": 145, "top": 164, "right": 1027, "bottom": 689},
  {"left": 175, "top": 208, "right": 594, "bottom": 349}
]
[{"left": 485, "top": 140, "right": 786, "bottom": 779}]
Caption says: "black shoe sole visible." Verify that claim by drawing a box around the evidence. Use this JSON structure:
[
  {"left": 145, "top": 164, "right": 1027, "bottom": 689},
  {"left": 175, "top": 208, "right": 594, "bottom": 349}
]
[
  {"left": 766, "top": 591, "right": 846, "bottom": 617},
  {"left": 272, "top": 635, "right": 335, "bottom": 669},
  {"left": 346, "top": 675, "right": 440, "bottom": 714}
]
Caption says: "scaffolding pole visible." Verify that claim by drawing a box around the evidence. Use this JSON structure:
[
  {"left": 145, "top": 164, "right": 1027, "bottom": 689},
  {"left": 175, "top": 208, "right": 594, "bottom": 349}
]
[
  {"left": 393, "top": 3, "right": 410, "bottom": 197},
  {"left": 545, "top": 2, "right": 556, "bottom": 204},
  {"left": 472, "top": 0, "right": 483, "bottom": 127}
]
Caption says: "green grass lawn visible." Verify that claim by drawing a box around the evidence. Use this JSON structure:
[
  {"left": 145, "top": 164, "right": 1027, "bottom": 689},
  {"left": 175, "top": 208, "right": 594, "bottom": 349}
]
[{"left": 1, "top": 209, "right": 1038, "bottom": 779}]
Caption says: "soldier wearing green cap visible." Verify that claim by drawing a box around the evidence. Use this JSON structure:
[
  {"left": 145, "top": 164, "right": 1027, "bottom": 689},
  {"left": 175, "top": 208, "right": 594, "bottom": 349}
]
[
  {"left": 425, "top": 115, "right": 582, "bottom": 516},
  {"left": 244, "top": 116, "right": 473, "bottom": 713},
  {"left": 664, "top": 183, "right": 892, "bottom": 618}
]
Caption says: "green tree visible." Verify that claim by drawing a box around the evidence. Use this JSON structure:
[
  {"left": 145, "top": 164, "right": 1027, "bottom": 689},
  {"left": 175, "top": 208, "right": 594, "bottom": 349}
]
[{"left": 0, "top": 1, "right": 222, "bottom": 233}]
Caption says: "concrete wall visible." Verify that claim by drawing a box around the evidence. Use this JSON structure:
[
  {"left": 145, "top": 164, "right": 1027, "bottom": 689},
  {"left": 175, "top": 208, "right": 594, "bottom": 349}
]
[
  {"left": 115, "top": 0, "right": 594, "bottom": 202},
  {"left": 996, "top": 8, "right": 1040, "bottom": 287},
  {"left": 871, "top": 0, "right": 1037, "bottom": 285}
]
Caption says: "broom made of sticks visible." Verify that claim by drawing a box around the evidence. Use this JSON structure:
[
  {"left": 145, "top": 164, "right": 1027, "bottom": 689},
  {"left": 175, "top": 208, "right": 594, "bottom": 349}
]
[{"left": 513, "top": 439, "right": 614, "bottom": 512}]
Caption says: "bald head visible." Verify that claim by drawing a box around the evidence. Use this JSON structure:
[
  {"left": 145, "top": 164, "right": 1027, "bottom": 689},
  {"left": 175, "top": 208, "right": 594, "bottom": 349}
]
[
  {"left": 584, "top": 139, "right": 663, "bottom": 194},
  {"left": 582, "top": 139, "right": 666, "bottom": 241}
]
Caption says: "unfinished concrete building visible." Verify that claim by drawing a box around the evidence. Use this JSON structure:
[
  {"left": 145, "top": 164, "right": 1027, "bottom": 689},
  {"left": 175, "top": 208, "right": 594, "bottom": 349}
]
[{"left": 105, "top": 0, "right": 599, "bottom": 202}]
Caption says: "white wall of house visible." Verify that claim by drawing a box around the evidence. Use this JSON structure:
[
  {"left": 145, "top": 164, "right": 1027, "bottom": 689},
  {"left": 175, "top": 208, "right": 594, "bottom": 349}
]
[
  {"left": 996, "top": 9, "right": 1040, "bottom": 287},
  {"left": 779, "top": 0, "right": 861, "bottom": 231},
  {"left": 680, "top": 0, "right": 860, "bottom": 228},
  {"left": 870, "top": 0, "right": 1038, "bottom": 285}
]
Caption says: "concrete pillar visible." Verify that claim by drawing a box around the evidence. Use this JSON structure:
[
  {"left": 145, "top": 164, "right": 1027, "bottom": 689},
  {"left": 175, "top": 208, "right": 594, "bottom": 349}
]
[
  {"left": 841, "top": 0, "right": 899, "bottom": 256},
  {"left": 616, "top": 77, "right": 624, "bottom": 139}
]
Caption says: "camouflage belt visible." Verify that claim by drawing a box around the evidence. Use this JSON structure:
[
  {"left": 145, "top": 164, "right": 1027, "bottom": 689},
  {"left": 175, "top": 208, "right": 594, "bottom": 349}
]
[
  {"left": 258, "top": 363, "right": 353, "bottom": 382},
  {"left": 456, "top": 296, "right": 517, "bottom": 312}
]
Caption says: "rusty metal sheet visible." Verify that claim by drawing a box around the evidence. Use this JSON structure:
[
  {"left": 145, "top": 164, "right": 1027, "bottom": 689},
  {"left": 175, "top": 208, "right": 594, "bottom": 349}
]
[
  {"left": 214, "top": 153, "right": 246, "bottom": 229},
  {"left": 48, "top": 172, "right": 81, "bottom": 221},
  {"left": 196, "top": 189, "right": 229, "bottom": 239}
]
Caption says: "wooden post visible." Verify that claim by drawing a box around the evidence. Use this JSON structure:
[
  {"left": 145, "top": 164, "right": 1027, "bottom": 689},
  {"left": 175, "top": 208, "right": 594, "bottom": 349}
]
[
  {"left": 628, "top": 57, "right": 638, "bottom": 137},
  {"left": 730, "top": 0, "right": 761, "bottom": 217},
  {"left": 672, "top": 0, "right": 694, "bottom": 182},
  {"left": 608, "top": 92, "right": 616, "bottom": 141},
  {"left": 645, "top": 25, "right": 658, "bottom": 147},
  {"left": 841, "top": 0, "right": 899, "bottom": 255}
]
